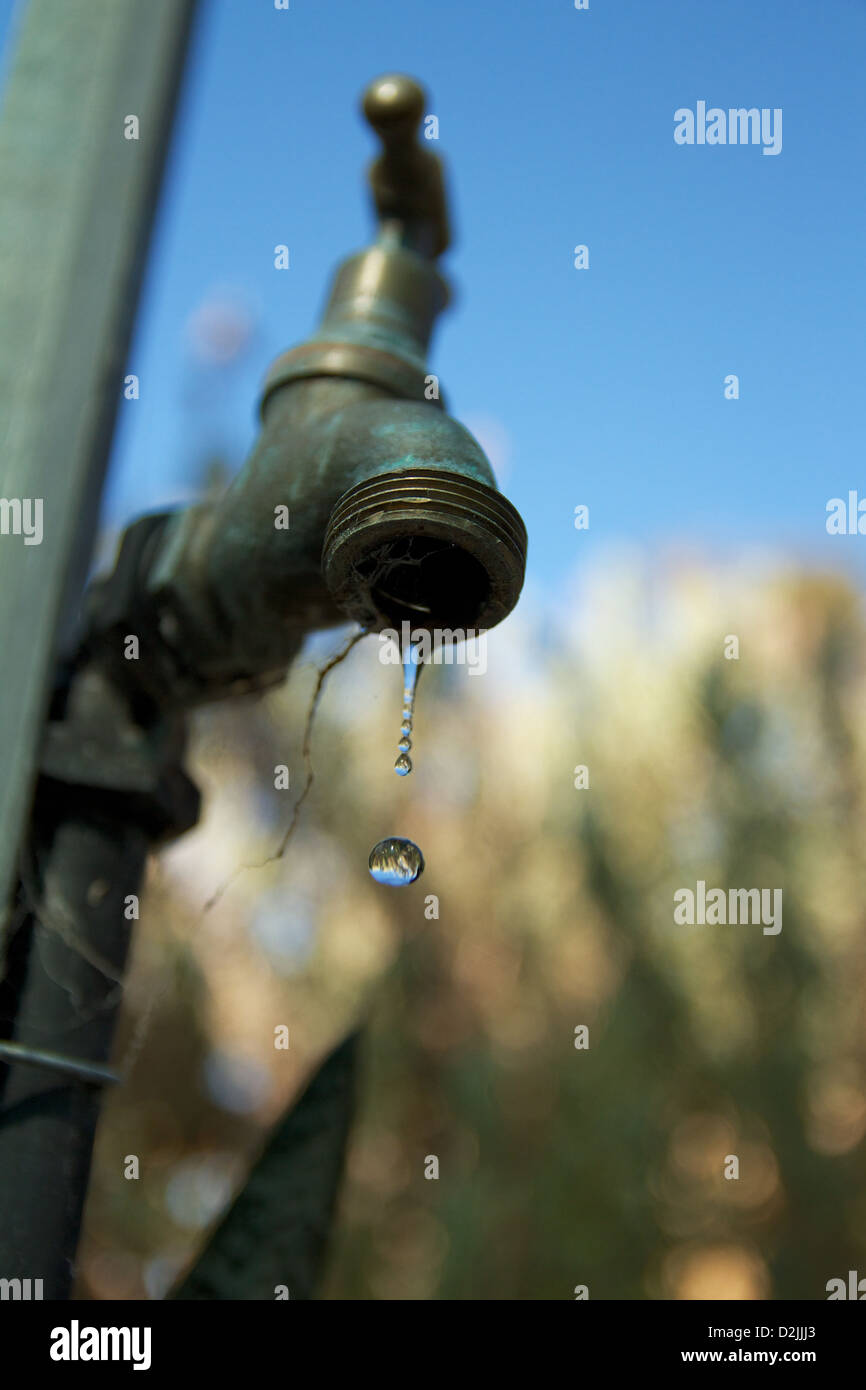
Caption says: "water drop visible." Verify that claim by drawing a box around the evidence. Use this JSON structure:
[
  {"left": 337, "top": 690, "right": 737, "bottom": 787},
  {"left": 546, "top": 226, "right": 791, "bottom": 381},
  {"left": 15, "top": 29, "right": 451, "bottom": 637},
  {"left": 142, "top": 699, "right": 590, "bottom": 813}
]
[
  {"left": 394, "top": 752, "right": 413, "bottom": 776},
  {"left": 398, "top": 737, "right": 411, "bottom": 752},
  {"left": 369, "top": 836, "right": 425, "bottom": 886}
]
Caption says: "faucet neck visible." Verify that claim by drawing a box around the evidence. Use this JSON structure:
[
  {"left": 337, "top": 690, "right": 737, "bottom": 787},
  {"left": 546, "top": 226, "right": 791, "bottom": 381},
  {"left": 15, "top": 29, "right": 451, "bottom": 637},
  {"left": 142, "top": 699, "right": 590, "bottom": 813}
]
[
  {"left": 260, "top": 241, "right": 449, "bottom": 413},
  {"left": 261, "top": 73, "right": 452, "bottom": 414}
]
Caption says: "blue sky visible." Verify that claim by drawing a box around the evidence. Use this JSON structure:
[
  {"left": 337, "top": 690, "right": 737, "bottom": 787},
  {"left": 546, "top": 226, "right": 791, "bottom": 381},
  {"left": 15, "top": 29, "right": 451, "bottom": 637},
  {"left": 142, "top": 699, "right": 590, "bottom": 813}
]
[{"left": 2, "top": 0, "right": 866, "bottom": 594}]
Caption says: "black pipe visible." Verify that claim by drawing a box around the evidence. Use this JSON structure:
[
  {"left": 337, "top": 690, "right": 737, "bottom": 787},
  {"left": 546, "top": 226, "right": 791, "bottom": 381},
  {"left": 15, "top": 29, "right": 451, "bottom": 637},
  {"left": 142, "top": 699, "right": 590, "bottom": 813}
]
[{"left": 0, "top": 811, "right": 149, "bottom": 1298}]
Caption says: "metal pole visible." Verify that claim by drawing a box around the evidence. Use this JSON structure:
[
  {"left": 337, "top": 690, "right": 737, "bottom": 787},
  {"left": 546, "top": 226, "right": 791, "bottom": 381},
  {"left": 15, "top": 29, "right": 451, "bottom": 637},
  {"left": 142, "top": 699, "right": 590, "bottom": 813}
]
[
  {"left": 0, "top": 0, "right": 199, "bottom": 933},
  {"left": 0, "top": 0, "right": 199, "bottom": 1296}
]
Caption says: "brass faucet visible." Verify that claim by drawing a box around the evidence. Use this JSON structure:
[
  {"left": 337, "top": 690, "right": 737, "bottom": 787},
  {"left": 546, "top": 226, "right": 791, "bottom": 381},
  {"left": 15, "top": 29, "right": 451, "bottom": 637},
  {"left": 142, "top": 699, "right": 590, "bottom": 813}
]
[{"left": 86, "top": 74, "right": 527, "bottom": 706}]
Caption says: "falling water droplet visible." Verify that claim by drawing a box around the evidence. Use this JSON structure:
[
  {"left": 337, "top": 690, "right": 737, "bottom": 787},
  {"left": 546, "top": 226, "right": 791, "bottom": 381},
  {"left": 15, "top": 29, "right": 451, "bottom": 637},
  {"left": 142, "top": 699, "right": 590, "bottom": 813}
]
[
  {"left": 369, "top": 836, "right": 425, "bottom": 886},
  {"left": 393, "top": 642, "right": 423, "bottom": 775}
]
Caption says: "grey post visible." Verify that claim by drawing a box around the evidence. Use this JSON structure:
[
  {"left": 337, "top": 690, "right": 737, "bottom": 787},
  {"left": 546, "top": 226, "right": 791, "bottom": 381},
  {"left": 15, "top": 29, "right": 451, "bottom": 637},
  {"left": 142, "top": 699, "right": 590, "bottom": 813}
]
[{"left": 0, "top": 0, "right": 199, "bottom": 933}]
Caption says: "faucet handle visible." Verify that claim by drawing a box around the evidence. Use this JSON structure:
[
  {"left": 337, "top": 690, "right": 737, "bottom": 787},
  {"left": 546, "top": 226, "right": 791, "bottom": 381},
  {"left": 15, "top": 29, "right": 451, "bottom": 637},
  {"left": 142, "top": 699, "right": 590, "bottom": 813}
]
[{"left": 361, "top": 74, "right": 450, "bottom": 258}]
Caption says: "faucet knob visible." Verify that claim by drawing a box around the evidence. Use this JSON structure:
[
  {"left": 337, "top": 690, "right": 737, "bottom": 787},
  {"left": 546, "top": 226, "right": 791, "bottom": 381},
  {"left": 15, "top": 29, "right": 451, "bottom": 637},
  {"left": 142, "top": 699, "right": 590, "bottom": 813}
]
[{"left": 361, "top": 74, "right": 450, "bottom": 258}]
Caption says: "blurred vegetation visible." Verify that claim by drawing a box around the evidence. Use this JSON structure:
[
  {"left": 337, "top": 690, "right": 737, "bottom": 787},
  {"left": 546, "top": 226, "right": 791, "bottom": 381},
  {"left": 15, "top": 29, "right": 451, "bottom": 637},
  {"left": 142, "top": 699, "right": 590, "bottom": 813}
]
[{"left": 75, "top": 558, "right": 866, "bottom": 1300}]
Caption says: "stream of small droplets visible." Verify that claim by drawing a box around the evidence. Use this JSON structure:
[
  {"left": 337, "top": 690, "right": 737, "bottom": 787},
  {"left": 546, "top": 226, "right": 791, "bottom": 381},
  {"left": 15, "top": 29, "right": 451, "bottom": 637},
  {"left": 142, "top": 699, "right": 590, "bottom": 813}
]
[
  {"left": 394, "top": 642, "right": 420, "bottom": 776},
  {"left": 369, "top": 643, "right": 425, "bottom": 886}
]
